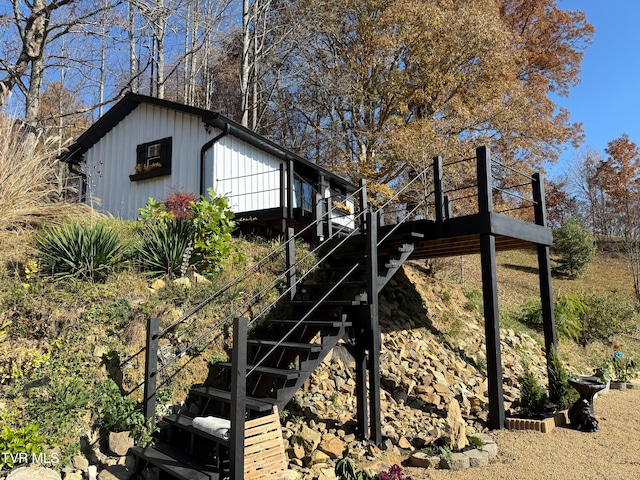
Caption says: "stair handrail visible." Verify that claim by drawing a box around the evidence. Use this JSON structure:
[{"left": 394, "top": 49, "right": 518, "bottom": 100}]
[
  {"left": 158, "top": 205, "right": 371, "bottom": 374},
  {"left": 152, "top": 182, "right": 367, "bottom": 338},
  {"left": 143, "top": 184, "right": 367, "bottom": 376}
]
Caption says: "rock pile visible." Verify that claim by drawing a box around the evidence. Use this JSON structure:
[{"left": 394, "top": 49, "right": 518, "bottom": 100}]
[{"left": 280, "top": 265, "right": 550, "bottom": 478}]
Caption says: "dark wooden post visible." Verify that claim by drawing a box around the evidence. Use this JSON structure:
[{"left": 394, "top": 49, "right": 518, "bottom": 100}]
[
  {"left": 230, "top": 317, "right": 247, "bottom": 480},
  {"left": 279, "top": 164, "right": 287, "bottom": 236},
  {"left": 286, "top": 227, "right": 297, "bottom": 301},
  {"left": 354, "top": 307, "right": 369, "bottom": 440},
  {"left": 434, "top": 156, "right": 445, "bottom": 223},
  {"left": 287, "top": 158, "right": 295, "bottom": 219},
  {"left": 365, "top": 210, "right": 381, "bottom": 444},
  {"left": 144, "top": 317, "right": 159, "bottom": 424},
  {"left": 359, "top": 179, "right": 368, "bottom": 228},
  {"left": 476, "top": 146, "right": 505, "bottom": 430},
  {"left": 533, "top": 172, "right": 557, "bottom": 356}
]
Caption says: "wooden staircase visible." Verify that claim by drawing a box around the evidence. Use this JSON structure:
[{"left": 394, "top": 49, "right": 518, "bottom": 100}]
[
  {"left": 129, "top": 146, "right": 556, "bottom": 478},
  {"left": 130, "top": 218, "right": 425, "bottom": 479}
]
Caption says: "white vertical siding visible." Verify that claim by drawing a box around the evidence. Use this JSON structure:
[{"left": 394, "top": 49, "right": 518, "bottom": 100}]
[
  {"left": 209, "top": 135, "right": 283, "bottom": 213},
  {"left": 83, "top": 104, "right": 211, "bottom": 219}
]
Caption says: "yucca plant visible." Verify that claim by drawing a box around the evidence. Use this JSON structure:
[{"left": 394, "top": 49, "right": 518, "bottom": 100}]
[
  {"left": 136, "top": 218, "right": 196, "bottom": 278},
  {"left": 35, "top": 222, "right": 126, "bottom": 282}
]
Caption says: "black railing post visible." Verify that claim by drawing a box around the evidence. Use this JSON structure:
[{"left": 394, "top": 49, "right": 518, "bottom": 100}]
[
  {"left": 359, "top": 179, "right": 368, "bottom": 227},
  {"left": 144, "top": 317, "right": 159, "bottom": 424},
  {"left": 476, "top": 146, "right": 493, "bottom": 214},
  {"left": 434, "top": 156, "right": 445, "bottom": 223},
  {"left": 230, "top": 317, "right": 247, "bottom": 480},
  {"left": 287, "top": 158, "right": 295, "bottom": 219},
  {"left": 365, "top": 210, "right": 381, "bottom": 444},
  {"left": 280, "top": 163, "right": 287, "bottom": 237},
  {"left": 533, "top": 172, "right": 558, "bottom": 358},
  {"left": 286, "top": 227, "right": 297, "bottom": 301}
]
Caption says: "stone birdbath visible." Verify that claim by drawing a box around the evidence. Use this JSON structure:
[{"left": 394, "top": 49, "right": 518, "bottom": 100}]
[{"left": 567, "top": 377, "right": 608, "bottom": 432}]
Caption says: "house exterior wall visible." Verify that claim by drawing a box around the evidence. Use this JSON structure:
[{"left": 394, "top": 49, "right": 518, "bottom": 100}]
[
  {"left": 205, "top": 134, "right": 284, "bottom": 213},
  {"left": 83, "top": 103, "right": 210, "bottom": 219}
]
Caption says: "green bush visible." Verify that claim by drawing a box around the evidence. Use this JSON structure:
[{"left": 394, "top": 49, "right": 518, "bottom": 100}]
[
  {"left": 547, "top": 346, "right": 578, "bottom": 409},
  {"left": 136, "top": 218, "right": 196, "bottom": 278},
  {"left": 137, "top": 189, "right": 235, "bottom": 277},
  {"left": 189, "top": 188, "right": 236, "bottom": 274},
  {"left": 0, "top": 423, "right": 44, "bottom": 470},
  {"left": 518, "top": 363, "right": 548, "bottom": 416},
  {"left": 92, "top": 379, "right": 156, "bottom": 446},
  {"left": 552, "top": 219, "right": 596, "bottom": 278},
  {"left": 517, "top": 294, "right": 588, "bottom": 343},
  {"left": 35, "top": 222, "right": 127, "bottom": 282},
  {"left": 578, "top": 292, "right": 638, "bottom": 346}
]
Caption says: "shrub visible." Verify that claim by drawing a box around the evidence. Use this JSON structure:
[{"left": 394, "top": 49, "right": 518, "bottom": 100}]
[
  {"left": 35, "top": 222, "right": 127, "bottom": 282},
  {"left": 189, "top": 188, "right": 236, "bottom": 274},
  {"left": 136, "top": 218, "right": 195, "bottom": 278},
  {"left": 578, "top": 292, "right": 638, "bottom": 346},
  {"left": 93, "top": 379, "right": 156, "bottom": 446},
  {"left": 547, "top": 345, "right": 578, "bottom": 409},
  {"left": 165, "top": 191, "right": 198, "bottom": 219},
  {"left": 517, "top": 294, "right": 588, "bottom": 343},
  {"left": 552, "top": 219, "right": 596, "bottom": 278},
  {"left": 518, "top": 363, "right": 548, "bottom": 416}
]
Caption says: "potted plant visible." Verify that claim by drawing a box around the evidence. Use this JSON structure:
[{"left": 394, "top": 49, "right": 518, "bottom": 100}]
[{"left": 595, "top": 341, "right": 638, "bottom": 389}]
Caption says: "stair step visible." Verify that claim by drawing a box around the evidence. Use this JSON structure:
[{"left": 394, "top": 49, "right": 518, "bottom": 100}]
[
  {"left": 247, "top": 339, "right": 324, "bottom": 352},
  {"left": 384, "top": 260, "right": 402, "bottom": 268},
  {"left": 163, "top": 414, "right": 230, "bottom": 446},
  {"left": 267, "top": 319, "right": 353, "bottom": 328},
  {"left": 190, "top": 386, "right": 276, "bottom": 413},
  {"left": 287, "top": 299, "right": 365, "bottom": 307},
  {"left": 218, "top": 363, "right": 302, "bottom": 380},
  {"left": 130, "top": 444, "right": 221, "bottom": 480}
]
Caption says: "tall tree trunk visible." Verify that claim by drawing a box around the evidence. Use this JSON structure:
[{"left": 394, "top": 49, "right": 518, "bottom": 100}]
[
  {"left": 240, "top": 0, "right": 251, "bottom": 127},
  {"left": 25, "top": 54, "right": 45, "bottom": 124},
  {"left": 129, "top": 1, "right": 137, "bottom": 93},
  {"left": 156, "top": 0, "right": 165, "bottom": 99}
]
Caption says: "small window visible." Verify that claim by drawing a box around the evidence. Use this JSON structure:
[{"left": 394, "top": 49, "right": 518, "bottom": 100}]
[{"left": 131, "top": 137, "right": 172, "bottom": 181}]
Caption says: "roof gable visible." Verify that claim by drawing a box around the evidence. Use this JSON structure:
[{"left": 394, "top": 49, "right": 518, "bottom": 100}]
[{"left": 61, "top": 93, "right": 355, "bottom": 190}]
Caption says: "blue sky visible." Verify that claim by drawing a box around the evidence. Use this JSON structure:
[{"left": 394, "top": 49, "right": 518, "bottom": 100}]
[{"left": 551, "top": 0, "right": 640, "bottom": 178}]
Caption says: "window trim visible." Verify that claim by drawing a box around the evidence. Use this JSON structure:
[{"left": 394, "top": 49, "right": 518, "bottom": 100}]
[{"left": 130, "top": 137, "right": 172, "bottom": 181}]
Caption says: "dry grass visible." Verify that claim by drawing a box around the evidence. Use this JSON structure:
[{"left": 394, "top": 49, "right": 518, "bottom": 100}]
[{"left": 0, "top": 111, "right": 89, "bottom": 231}]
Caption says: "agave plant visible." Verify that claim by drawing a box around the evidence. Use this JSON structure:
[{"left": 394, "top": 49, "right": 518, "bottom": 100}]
[
  {"left": 35, "top": 222, "right": 126, "bottom": 282},
  {"left": 136, "top": 218, "right": 196, "bottom": 278}
]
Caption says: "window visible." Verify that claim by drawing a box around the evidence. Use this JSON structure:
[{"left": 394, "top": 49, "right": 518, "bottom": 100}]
[{"left": 130, "top": 137, "right": 172, "bottom": 181}]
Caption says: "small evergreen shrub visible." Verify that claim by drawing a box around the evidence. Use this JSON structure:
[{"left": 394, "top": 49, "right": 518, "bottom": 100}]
[
  {"left": 552, "top": 219, "right": 596, "bottom": 278},
  {"left": 547, "top": 345, "right": 578, "bottom": 408},
  {"left": 35, "top": 222, "right": 127, "bottom": 282},
  {"left": 518, "top": 363, "right": 548, "bottom": 416},
  {"left": 578, "top": 292, "right": 638, "bottom": 346}
]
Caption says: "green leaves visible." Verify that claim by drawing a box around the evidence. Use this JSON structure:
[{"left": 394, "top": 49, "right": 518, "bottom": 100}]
[
  {"left": 552, "top": 219, "right": 596, "bottom": 278},
  {"left": 35, "top": 222, "right": 127, "bottom": 282},
  {"left": 136, "top": 219, "right": 196, "bottom": 278},
  {"left": 0, "top": 423, "right": 44, "bottom": 470}
]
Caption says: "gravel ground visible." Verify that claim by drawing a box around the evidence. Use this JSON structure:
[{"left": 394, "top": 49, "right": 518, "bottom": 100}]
[{"left": 404, "top": 389, "right": 640, "bottom": 480}]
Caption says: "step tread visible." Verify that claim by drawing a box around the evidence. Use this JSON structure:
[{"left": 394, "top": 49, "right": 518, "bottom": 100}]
[
  {"left": 247, "top": 339, "right": 325, "bottom": 352},
  {"left": 190, "top": 386, "right": 277, "bottom": 412},
  {"left": 217, "top": 363, "right": 302, "bottom": 380},
  {"left": 266, "top": 319, "right": 353, "bottom": 328},
  {"left": 287, "top": 299, "right": 365, "bottom": 306},
  {"left": 163, "top": 414, "right": 230, "bottom": 446},
  {"left": 130, "top": 444, "right": 220, "bottom": 480}
]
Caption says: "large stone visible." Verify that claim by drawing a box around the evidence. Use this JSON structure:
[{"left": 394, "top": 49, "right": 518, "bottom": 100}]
[
  {"left": 97, "top": 465, "right": 134, "bottom": 480},
  {"left": 108, "top": 431, "right": 134, "bottom": 456},
  {"left": 294, "top": 425, "right": 322, "bottom": 454},
  {"left": 7, "top": 467, "right": 62, "bottom": 480},
  {"left": 464, "top": 448, "right": 490, "bottom": 467},
  {"left": 409, "top": 452, "right": 440, "bottom": 468},
  {"left": 65, "top": 472, "right": 84, "bottom": 480},
  {"left": 318, "top": 434, "right": 345, "bottom": 459},
  {"left": 306, "top": 449, "right": 330, "bottom": 466},
  {"left": 440, "top": 452, "right": 470, "bottom": 470},
  {"left": 445, "top": 399, "right": 467, "bottom": 451},
  {"left": 72, "top": 454, "right": 89, "bottom": 472}
]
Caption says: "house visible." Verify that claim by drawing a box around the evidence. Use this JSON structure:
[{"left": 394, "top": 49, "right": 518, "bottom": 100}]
[{"left": 60, "top": 93, "right": 356, "bottom": 238}]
